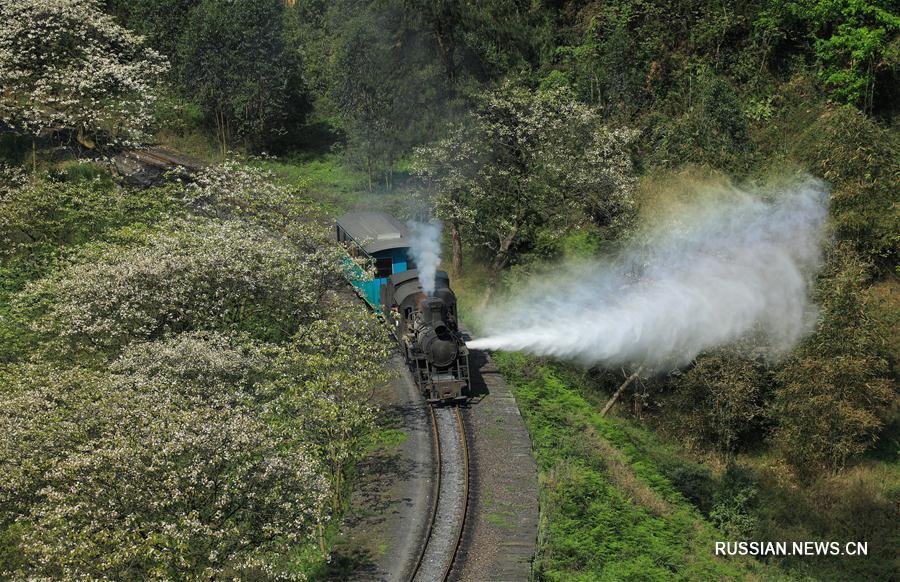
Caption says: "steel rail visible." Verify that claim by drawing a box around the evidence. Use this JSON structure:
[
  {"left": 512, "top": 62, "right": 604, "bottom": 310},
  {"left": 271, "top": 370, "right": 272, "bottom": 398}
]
[
  {"left": 447, "top": 407, "right": 469, "bottom": 580},
  {"left": 409, "top": 405, "right": 442, "bottom": 581},
  {"left": 409, "top": 406, "right": 469, "bottom": 582}
]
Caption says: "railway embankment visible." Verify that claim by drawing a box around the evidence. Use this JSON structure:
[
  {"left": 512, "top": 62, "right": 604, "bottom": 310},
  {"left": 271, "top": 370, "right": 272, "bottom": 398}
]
[{"left": 450, "top": 346, "right": 539, "bottom": 582}]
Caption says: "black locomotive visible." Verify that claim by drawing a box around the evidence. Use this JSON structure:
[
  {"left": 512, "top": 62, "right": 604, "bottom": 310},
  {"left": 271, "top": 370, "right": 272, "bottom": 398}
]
[
  {"left": 383, "top": 270, "right": 469, "bottom": 402},
  {"left": 336, "top": 212, "right": 470, "bottom": 402}
]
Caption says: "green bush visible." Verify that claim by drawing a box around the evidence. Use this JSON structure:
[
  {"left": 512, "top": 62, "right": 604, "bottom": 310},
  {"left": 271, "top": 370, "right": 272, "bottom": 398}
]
[
  {"left": 758, "top": 0, "right": 899, "bottom": 111},
  {"left": 790, "top": 105, "right": 899, "bottom": 271},
  {"left": 668, "top": 351, "right": 771, "bottom": 455},
  {"left": 644, "top": 68, "right": 753, "bottom": 172},
  {"left": 709, "top": 463, "right": 760, "bottom": 538},
  {"left": 0, "top": 177, "right": 176, "bottom": 266},
  {"left": 773, "top": 244, "right": 895, "bottom": 478}
]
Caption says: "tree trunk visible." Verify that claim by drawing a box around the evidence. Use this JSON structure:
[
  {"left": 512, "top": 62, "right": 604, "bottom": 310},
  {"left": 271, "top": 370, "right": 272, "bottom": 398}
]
[
  {"left": 601, "top": 367, "right": 643, "bottom": 417},
  {"left": 31, "top": 137, "right": 36, "bottom": 176},
  {"left": 451, "top": 221, "right": 462, "bottom": 276},
  {"left": 215, "top": 107, "right": 230, "bottom": 157},
  {"left": 480, "top": 226, "right": 517, "bottom": 309}
]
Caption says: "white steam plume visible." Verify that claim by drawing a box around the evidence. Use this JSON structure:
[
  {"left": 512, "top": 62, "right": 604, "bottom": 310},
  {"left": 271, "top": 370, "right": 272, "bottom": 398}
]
[
  {"left": 408, "top": 220, "right": 443, "bottom": 295},
  {"left": 467, "top": 178, "right": 829, "bottom": 370}
]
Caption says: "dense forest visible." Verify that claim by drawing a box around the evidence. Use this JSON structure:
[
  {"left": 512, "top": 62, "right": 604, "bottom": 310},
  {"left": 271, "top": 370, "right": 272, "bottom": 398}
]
[{"left": 0, "top": 0, "right": 897, "bottom": 579}]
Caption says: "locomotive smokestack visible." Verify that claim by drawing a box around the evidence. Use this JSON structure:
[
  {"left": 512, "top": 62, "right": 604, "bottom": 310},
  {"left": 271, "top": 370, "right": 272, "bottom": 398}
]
[{"left": 420, "top": 297, "right": 446, "bottom": 329}]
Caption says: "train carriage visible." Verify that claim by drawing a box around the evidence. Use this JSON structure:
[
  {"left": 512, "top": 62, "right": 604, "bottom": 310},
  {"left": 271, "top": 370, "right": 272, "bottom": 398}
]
[{"left": 335, "top": 212, "right": 411, "bottom": 311}]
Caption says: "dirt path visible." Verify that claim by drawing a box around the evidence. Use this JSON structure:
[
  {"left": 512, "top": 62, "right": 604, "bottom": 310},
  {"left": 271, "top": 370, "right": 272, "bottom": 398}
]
[{"left": 326, "top": 355, "right": 436, "bottom": 581}]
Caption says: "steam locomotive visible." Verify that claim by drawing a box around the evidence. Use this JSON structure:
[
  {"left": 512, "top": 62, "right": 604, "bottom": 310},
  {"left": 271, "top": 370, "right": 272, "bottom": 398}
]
[{"left": 336, "top": 212, "right": 469, "bottom": 402}]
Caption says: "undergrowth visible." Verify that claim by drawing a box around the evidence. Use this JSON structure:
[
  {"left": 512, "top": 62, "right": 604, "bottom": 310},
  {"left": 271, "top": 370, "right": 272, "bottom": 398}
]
[{"left": 494, "top": 352, "right": 778, "bottom": 580}]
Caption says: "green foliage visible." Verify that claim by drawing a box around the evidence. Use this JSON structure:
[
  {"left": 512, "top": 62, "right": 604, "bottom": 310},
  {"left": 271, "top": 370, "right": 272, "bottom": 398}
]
[
  {"left": 414, "top": 84, "right": 637, "bottom": 285},
  {"left": 290, "top": 0, "right": 548, "bottom": 184},
  {"left": 17, "top": 217, "right": 341, "bottom": 358},
  {"left": 760, "top": 0, "right": 899, "bottom": 110},
  {"left": 790, "top": 105, "right": 899, "bottom": 271},
  {"left": 0, "top": 176, "right": 174, "bottom": 266},
  {"left": 178, "top": 0, "right": 299, "bottom": 152},
  {"left": 644, "top": 67, "right": 753, "bottom": 171},
  {"left": 667, "top": 351, "right": 771, "bottom": 455},
  {"left": 748, "top": 458, "right": 899, "bottom": 579},
  {"left": 774, "top": 244, "right": 895, "bottom": 478},
  {"left": 709, "top": 463, "right": 760, "bottom": 538},
  {"left": 551, "top": 12, "right": 646, "bottom": 115},
  {"left": 0, "top": 174, "right": 182, "bottom": 362},
  {"left": 495, "top": 353, "right": 772, "bottom": 580},
  {"left": 322, "top": 0, "right": 452, "bottom": 187},
  {"left": 0, "top": 162, "right": 390, "bottom": 577},
  {"left": 0, "top": 349, "right": 328, "bottom": 579},
  {"left": 660, "top": 464, "right": 715, "bottom": 515},
  {"left": 118, "top": 0, "right": 200, "bottom": 60}
]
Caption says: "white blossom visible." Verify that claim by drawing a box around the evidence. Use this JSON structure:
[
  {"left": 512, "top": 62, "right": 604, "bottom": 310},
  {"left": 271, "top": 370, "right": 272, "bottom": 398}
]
[{"left": 0, "top": 0, "right": 168, "bottom": 146}]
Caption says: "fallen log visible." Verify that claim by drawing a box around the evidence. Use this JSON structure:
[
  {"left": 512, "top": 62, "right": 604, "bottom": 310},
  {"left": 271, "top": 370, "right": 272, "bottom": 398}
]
[{"left": 601, "top": 366, "right": 644, "bottom": 417}]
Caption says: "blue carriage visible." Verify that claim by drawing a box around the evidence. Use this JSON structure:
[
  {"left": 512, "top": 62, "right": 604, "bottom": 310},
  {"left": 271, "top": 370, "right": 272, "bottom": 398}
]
[{"left": 335, "top": 211, "right": 413, "bottom": 312}]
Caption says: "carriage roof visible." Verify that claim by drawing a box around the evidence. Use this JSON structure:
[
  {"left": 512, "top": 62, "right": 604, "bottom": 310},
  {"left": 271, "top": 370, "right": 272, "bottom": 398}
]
[{"left": 336, "top": 211, "right": 410, "bottom": 254}]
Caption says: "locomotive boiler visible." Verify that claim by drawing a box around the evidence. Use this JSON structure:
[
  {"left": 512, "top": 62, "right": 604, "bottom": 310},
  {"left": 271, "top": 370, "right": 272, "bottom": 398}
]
[{"left": 335, "top": 212, "right": 470, "bottom": 402}]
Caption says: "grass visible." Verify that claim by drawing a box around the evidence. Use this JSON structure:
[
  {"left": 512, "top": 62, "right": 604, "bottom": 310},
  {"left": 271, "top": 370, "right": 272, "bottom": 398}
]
[
  {"left": 155, "top": 127, "right": 225, "bottom": 163},
  {"left": 485, "top": 511, "right": 518, "bottom": 529},
  {"left": 489, "top": 349, "right": 899, "bottom": 581},
  {"left": 494, "top": 352, "right": 777, "bottom": 581},
  {"left": 252, "top": 154, "right": 371, "bottom": 217}
]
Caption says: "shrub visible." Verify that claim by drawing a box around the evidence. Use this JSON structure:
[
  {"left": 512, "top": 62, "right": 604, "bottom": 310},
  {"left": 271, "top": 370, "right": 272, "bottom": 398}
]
[
  {"left": 709, "top": 463, "right": 759, "bottom": 538},
  {"left": 773, "top": 244, "right": 895, "bottom": 478},
  {"left": 187, "top": 159, "right": 320, "bottom": 238},
  {"left": 0, "top": 361, "right": 327, "bottom": 579},
  {"left": 268, "top": 307, "right": 391, "bottom": 510},
  {"left": 644, "top": 68, "right": 752, "bottom": 172},
  {"left": 0, "top": 177, "right": 174, "bottom": 264},
  {"left": 111, "top": 330, "right": 284, "bottom": 405},
  {"left": 791, "top": 105, "right": 899, "bottom": 271},
  {"left": 17, "top": 218, "right": 343, "bottom": 357},
  {"left": 669, "top": 351, "right": 771, "bottom": 455},
  {"left": 759, "top": 0, "right": 900, "bottom": 111}
]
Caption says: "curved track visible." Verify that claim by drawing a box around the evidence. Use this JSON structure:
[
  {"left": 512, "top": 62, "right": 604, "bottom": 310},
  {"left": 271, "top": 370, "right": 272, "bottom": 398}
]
[{"left": 410, "top": 406, "right": 469, "bottom": 582}]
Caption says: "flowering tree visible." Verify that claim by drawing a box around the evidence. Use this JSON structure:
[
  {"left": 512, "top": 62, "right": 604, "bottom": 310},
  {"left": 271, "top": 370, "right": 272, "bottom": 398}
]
[
  {"left": 17, "top": 217, "right": 344, "bottom": 357},
  {"left": 0, "top": 356, "right": 328, "bottom": 579},
  {"left": 1, "top": 161, "right": 393, "bottom": 576},
  {"left": 186, "top": 160, "right": 321, "bottom": 239},
  {"left": 414, "top": 84, "right": 638, "bottom": 303},
  {"left": 0, "top": 0, "right": 168, "bottom": 152},
  {"left": 269, "top": 307, "right": 392, "bottom": 511}
]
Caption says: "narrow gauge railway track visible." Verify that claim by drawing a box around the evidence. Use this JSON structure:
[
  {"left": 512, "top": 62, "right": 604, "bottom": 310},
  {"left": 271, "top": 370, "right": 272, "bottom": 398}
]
[
  {"left": 128, "top": 147, "right": 204, "bottom": 172},
  {"left": 411, "top": 405, "right": 469, "bottom": 582}
]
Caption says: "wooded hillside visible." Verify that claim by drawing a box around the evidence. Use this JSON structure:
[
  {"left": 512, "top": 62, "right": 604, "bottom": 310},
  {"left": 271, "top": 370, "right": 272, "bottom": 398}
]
[{"left": 1, "top": 0, "right": 896, "bottom": 579}]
